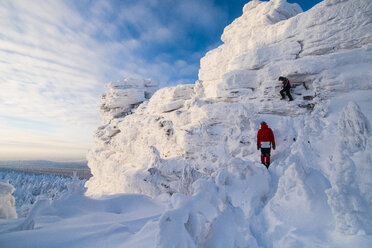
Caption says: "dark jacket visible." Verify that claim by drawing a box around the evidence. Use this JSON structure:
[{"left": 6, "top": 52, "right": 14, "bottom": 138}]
[{"left": 281, "top": 78, "right": 291, "bottom": 90}]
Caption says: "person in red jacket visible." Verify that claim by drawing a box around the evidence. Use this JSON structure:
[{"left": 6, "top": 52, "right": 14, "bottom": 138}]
[{"left": 257, "top": 121, "right": 276, "bottom": 169}]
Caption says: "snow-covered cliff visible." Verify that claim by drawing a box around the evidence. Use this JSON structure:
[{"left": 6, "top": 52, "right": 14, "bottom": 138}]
[{"left": 84, "top": 0, "right": 372, "bottom": 246}]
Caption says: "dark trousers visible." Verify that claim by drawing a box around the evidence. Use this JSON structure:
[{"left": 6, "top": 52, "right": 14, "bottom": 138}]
[
  {"left": 261, "top": 148, "right": 271, "bottom": 168},
  {"left": 280, "top": 88, "right": 293, "bottom": 101}
]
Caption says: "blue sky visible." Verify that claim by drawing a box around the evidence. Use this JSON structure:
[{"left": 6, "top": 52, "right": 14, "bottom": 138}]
[{"left": 0, "top": 0, "right": 322, "bottom": 161}]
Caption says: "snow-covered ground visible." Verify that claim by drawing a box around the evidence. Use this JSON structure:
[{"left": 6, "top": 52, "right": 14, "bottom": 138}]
[{"left": 1, "top": 0, "right": 372, "bottom": 247}]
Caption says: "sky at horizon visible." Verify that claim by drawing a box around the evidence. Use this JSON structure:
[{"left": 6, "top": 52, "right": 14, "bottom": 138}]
[{"left": 0, "top": 0, "right": 322, "bottom": 162}]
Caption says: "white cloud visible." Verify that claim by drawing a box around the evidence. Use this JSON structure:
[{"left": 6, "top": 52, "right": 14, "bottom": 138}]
[
  {"left": 0, "top": 1, "right": 104, "bottom": 126},
  {"left": 0, "top": 0, "right": 228, "bottom": 160}
]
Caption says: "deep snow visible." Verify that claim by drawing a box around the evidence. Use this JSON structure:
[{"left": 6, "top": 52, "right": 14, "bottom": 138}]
[{"left": 1, "top": 0, "right": 372, "bottom": 247}]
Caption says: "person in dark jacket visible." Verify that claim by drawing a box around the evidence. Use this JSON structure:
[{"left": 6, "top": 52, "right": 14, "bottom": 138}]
[
  {"left": 257, "top": 121, "right": 276, "bottom": 169},
  {"left": 279, "top": 76, "right": 293, "bottom": 101}
]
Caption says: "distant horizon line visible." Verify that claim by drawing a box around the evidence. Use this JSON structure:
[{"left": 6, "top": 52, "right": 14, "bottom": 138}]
[{"left": 0, "top": 159, "right": 87, "bottom": 163}]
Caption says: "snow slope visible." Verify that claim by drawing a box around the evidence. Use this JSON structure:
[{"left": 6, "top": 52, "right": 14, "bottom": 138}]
[{"left": 1, "top": 0, "right": 372, "bottom": 247}]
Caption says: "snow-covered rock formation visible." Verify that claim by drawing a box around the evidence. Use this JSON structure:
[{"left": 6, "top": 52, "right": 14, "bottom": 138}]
[
  {"left": 99, "top": 78, "right": 159, "bottom": 125},
  {"left": 0, "top": 181, "right": 17, "bottom": 219},
  {"left": 84, "top": 0, "right": 372, "bottom": 246}
]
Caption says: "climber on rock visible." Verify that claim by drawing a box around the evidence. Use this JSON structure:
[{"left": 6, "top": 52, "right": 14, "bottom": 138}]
[
  {"left": 279, "top": 76, "right": 293, "bottom": 101},
  {"left": 257, "top": 121, "right": 276, "bottom": 169}
]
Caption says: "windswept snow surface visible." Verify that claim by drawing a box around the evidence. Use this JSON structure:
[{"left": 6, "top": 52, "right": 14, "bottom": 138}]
[{"left": 1, "top": 0, "right": 372, "bottom": 247}]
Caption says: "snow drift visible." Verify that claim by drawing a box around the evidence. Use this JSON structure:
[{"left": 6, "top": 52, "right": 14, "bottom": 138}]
[
  {"left": 0, "top": 181, "right": 17, "bottom": 219},
  {"left": 1, "top": 0, "right": 371, "bottom": 247}
]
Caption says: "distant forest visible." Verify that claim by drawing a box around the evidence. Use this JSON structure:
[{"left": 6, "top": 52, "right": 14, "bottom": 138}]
[{"left": 0, "top": 160, "right": 88, "bottom": 168}]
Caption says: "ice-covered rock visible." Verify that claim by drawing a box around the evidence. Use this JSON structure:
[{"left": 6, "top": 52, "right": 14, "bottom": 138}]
[
  {"left": 0, "top": 181, "right": 17, "bottom": 219},
  {"left": 85, "top": 0, "right": 372, "bottom": 246},
  {"left": 199, "top": 0, "right": 371, "bottom": 100},
  {"left": 87, "top": 0, "right": 371, "bottom": 195},
  {"left": 338, "top": 101, "right": 370, "bottom": 153},
  {"left": 99, "top": 78, "right": 158, "bottom": 125}
]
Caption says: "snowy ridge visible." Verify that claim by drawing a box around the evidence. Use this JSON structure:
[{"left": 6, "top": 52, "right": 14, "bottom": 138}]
[{"left": 1, "top": 0, "right": 371, "bottom": 247}]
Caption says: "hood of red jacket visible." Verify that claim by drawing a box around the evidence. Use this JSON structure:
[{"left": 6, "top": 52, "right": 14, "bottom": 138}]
[{"left": 261, "top": 123, "right": 268, "bottom": 129}]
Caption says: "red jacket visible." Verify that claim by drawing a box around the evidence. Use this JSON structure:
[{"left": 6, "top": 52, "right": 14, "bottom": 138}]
[{"left": 257, "top": 123, "right": 275, "bottom": 147}]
